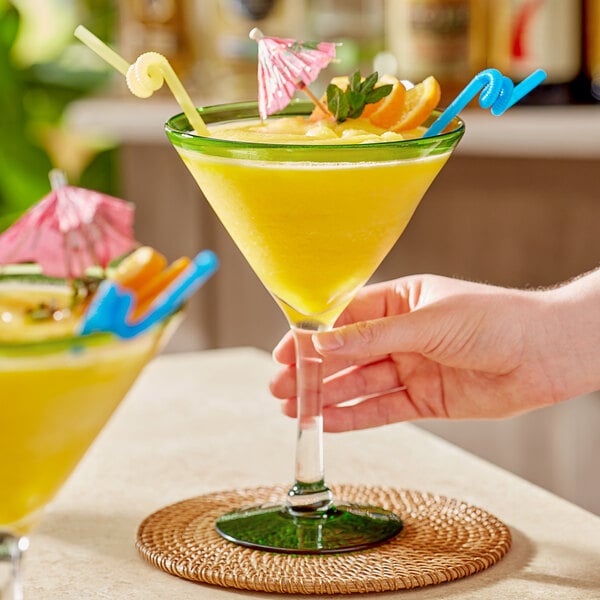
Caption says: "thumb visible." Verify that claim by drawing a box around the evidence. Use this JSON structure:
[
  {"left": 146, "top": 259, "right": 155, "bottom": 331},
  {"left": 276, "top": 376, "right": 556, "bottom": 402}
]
[{"left": 314, "top": 310, "right": 436, "bottom": 358}]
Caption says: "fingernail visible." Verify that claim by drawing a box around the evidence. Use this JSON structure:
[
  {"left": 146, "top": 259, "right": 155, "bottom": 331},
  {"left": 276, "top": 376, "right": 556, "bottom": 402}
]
[{"left": 314, "top": 331, "right": 344, "bottom": 351}]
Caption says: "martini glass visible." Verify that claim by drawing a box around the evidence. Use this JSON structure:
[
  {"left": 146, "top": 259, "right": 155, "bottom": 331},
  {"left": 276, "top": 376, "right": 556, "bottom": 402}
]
[
  {"left": 0, "top": 277, "right": 176, "bottom": 599},
  {"left": 166, "top": 101, "right": 464, "bottom": 554}
]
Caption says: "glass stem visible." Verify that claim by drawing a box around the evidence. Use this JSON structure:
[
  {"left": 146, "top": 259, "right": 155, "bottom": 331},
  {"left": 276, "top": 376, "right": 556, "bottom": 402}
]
[
  {"left": 287, "top": 327, "right": 333, "bottom": 516},
  {"left": 0, "top": 533, "right": 28, "bottom": 600}
]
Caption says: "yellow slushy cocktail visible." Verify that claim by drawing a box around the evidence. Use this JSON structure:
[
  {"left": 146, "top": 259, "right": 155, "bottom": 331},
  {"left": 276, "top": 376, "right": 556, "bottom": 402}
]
[
  {"left": 179, "top": 116, "right": 450, "bottom": 327},
  {"left": 0, "top": 276, "right": 170, "bottom": 533}
]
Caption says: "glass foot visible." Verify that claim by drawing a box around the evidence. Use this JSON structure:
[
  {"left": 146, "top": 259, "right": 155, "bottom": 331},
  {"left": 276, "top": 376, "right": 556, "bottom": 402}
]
[{"left": 215, "top": 503, "right": 403, "bottom": 554}]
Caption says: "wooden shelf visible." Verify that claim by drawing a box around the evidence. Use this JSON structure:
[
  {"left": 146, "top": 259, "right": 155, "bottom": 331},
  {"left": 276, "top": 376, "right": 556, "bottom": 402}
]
[
  {"left": 67, "top": 97, "right": 600, "bottom": 159},
  {"left": 457, "top": 105, "right": 600, "bottom": 159}
]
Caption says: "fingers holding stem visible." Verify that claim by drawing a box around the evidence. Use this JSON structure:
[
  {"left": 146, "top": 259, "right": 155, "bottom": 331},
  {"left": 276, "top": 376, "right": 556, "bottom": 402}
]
[{"left": 271, "top": 355, "right": 425, "bottom": 432}]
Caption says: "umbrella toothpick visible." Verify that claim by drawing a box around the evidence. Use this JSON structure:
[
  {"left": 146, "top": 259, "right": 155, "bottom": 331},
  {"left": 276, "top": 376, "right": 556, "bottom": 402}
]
[
  {"left": 249, "top": 28, "right": 337, "bottom": 120},
  {"left": 296, "top": 82, "right": 332, "bottom": 118},
  {"left": 0, "top": 171, "right": 137, "bottom": 281},
  {"left": 49, "top": 169, "right": 68, "bottom": 191}
]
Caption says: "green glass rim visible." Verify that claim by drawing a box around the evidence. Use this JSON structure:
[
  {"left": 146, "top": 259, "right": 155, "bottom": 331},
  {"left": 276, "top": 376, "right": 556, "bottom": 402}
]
[
  {"left": 0, "top": 330, "right": 116, "bottom": 357},
  {"left": 165, "top": 100, "right": 465, "bottom": 161}
]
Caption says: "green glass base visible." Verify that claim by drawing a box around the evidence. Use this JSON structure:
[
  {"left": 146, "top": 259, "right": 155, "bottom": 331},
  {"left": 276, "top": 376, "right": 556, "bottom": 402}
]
[{"left": 215, "top": 503, "right": 403, "bottom": 554}]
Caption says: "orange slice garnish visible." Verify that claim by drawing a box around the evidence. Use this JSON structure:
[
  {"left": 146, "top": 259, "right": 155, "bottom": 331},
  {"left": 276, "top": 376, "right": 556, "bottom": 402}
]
[
  {"left": 391, "top": 76, "right": 441, "bottom": 132},
  {"left": 111, "top": 246, "right": 167, "bottom": 290},
  {"left": 361, "top": 76, "right": 406, "bottom": 128},
  {"left": 133, "top": 256, "right": 191, "bottom": 318},
  {"left": 109, "top": 247, "right": 194, "bottom": 320}
]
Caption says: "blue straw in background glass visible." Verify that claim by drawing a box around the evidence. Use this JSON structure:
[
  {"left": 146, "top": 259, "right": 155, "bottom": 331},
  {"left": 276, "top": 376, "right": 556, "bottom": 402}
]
[
  {"left": 80, "top": 250, "right": 219, "bottom": 339},
  {"left": 424, "top": 68, "right": 547, "bottom": 138}
]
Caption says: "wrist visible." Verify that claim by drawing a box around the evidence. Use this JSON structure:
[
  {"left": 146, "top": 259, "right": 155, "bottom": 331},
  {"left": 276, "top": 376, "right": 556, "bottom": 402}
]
[{"left": 542, "top": 269, "right": 600, "bottom": 399}]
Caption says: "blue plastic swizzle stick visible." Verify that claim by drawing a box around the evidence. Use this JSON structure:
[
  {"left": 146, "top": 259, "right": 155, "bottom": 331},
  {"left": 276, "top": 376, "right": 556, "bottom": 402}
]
[{"left": 79, "top": 250, "right": 219, "bottom": 339}]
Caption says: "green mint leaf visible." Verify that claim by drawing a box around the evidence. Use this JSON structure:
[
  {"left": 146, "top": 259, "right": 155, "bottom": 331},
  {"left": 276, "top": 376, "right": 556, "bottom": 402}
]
[
  {"left": 338, "top": 93, "right": 350, "bottom": 121},
  {"left": 360, "top": 72, "right": 379, "bottom": 95},
  {"left": 347, "top": 105, "right": 365, "bottom": 119},
  {"left": 366, "top": 84, "right": 393, "bottom": 104},
  {"left": 326, "top": 84, "right": 340, "bottom": 117},
  {"left": 326, "top": 84, "right": 349, "bottom": 122},
  {"left": 347, "top": 88, "right": 364, "bottom": 110},
  {"left": 324, "top": 71, "right": 393, "bottom": 124}
]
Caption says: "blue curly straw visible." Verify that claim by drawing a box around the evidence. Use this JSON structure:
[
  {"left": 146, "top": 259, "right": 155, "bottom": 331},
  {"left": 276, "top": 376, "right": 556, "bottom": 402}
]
[{"left": 424, "top": 68, "right": 547, "bottom": 138}]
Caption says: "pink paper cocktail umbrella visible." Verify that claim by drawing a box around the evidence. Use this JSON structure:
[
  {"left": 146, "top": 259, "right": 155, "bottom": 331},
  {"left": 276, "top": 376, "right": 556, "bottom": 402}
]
[
  {"left": 249, "top": 28, "right": 337, "bottom": 120},
  {"left": 0, "top": 170, "right": 136, "bottom": 279}
]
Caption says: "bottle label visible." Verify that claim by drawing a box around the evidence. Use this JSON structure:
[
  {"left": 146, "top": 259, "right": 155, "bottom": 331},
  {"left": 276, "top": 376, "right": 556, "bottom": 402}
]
[
  {"left": 508, "top": 0, "right": 581, "bottom": 83},
  {"left": 386, "top": 0, "right": 473, "bottom": 81}
]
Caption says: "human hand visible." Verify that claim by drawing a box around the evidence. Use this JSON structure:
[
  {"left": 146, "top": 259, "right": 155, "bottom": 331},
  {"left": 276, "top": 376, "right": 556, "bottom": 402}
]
[{"left": 270, "top": 274, "right": 578, "bottom": 432}]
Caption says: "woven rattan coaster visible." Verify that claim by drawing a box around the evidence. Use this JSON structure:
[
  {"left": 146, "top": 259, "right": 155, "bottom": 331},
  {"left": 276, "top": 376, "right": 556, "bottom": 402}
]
[{"left": 136, "top": 484, "right": 511, "bottom": 594}]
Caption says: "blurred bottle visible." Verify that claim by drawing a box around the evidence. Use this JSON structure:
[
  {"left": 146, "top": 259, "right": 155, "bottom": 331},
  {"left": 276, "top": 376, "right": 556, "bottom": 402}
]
[
  {"left": 118, "top": 0, "right": 193, "bottom": 84},
  {"left": 487, "top": 0, "right": 582, "bottom": 105},
  {"left": 305, "top": 0, "right": 385, "bottom": 78},
  {"left": 384, "top": 0, "right": 488, "bottom": 106},
  {"left": 189, "top": 0, "right": 307, "bottom": 102}
]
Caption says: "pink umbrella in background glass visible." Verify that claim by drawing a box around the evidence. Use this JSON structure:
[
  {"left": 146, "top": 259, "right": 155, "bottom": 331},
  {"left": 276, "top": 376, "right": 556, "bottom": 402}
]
[
  {"left": 0, "top": 170, "right": 137, "bottom": 279},
  {"left": 249, "top": 28, "right": 337, "bottom": 120}
]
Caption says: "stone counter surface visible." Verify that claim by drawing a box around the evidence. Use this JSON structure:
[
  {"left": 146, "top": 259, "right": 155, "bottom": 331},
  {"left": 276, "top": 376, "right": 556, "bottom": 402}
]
[{"left": 24, "top": 348, "right": 600, "bottom": 599}]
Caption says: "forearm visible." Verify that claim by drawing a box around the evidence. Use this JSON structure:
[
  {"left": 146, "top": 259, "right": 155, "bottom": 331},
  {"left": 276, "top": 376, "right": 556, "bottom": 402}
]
[{"left": 540, "top": 268, "right": 600, "bottom": 400}]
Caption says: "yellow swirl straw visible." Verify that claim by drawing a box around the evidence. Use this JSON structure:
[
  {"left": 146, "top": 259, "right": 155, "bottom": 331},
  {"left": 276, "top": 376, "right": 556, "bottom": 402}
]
[{"left": 74, "top": 25, "right": 209, "bottom": 136}]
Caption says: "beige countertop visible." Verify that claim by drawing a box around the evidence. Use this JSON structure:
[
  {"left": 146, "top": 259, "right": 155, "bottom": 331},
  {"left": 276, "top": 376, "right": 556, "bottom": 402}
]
[{"left": 24, "top": 347, "right": 600, "bottom": 599}]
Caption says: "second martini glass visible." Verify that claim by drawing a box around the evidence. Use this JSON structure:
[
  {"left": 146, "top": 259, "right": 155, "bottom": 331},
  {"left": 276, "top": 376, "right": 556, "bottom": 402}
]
[
  {"left": 0, "top": 277, "right": 178, "bottom": 598},
  {"left": 166, "top": 101, "right": 464, "bottom": 554}
]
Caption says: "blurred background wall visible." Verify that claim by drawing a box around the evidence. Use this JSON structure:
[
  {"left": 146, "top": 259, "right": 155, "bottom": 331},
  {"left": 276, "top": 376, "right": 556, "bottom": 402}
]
[{"left": 1, "top": 0, "right": 599, "bottom": 514}]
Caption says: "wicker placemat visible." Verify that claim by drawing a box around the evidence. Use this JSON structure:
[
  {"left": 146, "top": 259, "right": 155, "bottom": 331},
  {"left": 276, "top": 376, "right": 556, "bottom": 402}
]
[{"left": 136, "top": 484, "right": 511, "bottom": 594}]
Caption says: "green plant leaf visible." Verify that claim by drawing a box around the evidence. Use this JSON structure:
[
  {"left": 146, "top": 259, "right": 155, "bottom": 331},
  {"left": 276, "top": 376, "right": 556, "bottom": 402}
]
[{"left": 0, "top": 2, "right": 118, "bottom": 233}]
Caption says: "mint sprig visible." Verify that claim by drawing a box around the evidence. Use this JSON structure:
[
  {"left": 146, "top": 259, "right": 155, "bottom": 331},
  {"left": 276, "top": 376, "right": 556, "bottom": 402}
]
[{"left": 325, "top": 71, "right": 393, "bottom": 123}]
